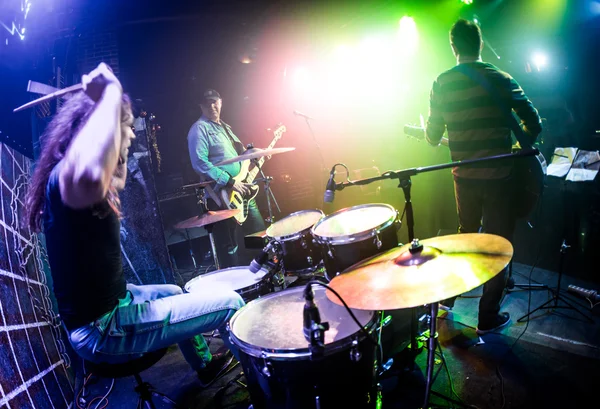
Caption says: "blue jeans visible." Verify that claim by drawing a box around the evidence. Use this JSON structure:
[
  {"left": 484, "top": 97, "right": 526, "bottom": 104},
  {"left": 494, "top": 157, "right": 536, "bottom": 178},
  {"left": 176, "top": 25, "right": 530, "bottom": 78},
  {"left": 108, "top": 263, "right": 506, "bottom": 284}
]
[{"left": 68, "top": 283, "right": 244, "bottom": 371}]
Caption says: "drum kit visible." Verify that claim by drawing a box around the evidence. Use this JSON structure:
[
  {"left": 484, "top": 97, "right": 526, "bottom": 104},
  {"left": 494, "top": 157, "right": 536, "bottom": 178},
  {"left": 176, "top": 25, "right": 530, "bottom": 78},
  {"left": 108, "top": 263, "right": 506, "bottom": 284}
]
[{"left": 173, "top": 146, "right": 515, "bottom": 409}]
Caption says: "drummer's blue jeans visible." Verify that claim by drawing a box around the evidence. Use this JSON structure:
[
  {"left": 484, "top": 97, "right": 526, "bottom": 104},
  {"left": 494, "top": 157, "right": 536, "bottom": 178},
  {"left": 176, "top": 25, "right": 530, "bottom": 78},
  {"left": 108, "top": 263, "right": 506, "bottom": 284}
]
[{"left": 67, "top": 283, "right": 245, "bottom": 371}]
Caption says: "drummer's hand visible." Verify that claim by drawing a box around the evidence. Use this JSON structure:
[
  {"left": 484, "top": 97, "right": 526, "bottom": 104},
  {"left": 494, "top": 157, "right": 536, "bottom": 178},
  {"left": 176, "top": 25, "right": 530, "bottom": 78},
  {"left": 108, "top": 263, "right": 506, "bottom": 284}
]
[
  {"left": 82, "top": 63, "right": 122, "bottom": 102},
  {"left": 232, "top": 181, "right": 253, "bottom": 196}
]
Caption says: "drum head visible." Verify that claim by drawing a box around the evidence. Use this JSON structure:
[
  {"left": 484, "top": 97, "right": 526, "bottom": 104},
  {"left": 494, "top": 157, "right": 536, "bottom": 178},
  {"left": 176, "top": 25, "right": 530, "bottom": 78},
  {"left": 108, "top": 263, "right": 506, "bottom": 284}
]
[
  {"left": 185, "top": 266, "right": 267, "bottom": 293},
  {"left": 230, "top": 286, "right": 374, "bottom": 354},
  {"left": 266, "top": 209, "right": 324, "bottom": 240},
  {"left": 313, "top": 203, "right": 396, "bottom": 239}
]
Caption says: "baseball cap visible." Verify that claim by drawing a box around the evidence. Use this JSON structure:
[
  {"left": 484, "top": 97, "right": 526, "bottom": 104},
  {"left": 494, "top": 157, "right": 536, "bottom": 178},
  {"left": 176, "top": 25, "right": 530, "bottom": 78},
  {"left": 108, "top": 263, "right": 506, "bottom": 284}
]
[{"left": 202, "top": 89, "right": 221, "bottom": 102}]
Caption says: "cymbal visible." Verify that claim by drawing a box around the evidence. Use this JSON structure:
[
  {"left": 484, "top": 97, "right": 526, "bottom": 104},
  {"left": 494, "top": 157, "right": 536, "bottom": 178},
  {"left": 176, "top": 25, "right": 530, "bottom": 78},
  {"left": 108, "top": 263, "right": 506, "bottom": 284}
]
[
  {"left": 174, "top": 209, "right": 241, "bottom": 229},
  {"left": 215, "top": 147, "right": 295, "bottom": 166},
  {"left": 182, "top": 181, "right": 213, "bottom": 189},
  {"left": 327, "top": 233, "right": 513, "bottom": 311}
]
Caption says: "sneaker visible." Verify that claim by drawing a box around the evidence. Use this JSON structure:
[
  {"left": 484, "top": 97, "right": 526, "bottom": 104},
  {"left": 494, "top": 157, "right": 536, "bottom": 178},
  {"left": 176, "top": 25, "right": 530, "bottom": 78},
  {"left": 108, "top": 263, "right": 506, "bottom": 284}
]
[
  {"left": 197, "top": 350, "right": 234, "bottom": 387},
  {"left": 476, "top": 312, "right": 511, "bottom": 335}
]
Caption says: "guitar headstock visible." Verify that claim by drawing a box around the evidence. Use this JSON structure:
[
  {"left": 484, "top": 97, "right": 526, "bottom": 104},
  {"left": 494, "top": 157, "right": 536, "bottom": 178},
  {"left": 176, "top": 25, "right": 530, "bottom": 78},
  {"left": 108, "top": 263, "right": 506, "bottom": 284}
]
[{"left": 272, "top": 123, "right": 286, "bottom": 142}]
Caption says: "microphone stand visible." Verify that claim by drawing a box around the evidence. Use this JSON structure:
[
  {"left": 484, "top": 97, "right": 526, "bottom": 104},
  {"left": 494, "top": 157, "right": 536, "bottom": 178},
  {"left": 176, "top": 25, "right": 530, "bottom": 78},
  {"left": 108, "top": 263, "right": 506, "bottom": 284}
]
[
  {"left": 301, "top": 116, "right": 328, "bottom": 202},
  {"left": 330, "top": 148, "right": 540, "bottom": 409}
]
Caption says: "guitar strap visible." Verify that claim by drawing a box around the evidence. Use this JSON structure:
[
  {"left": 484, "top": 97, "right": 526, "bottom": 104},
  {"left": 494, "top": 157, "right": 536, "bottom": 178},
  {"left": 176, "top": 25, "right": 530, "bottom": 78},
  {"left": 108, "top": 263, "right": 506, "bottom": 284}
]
[
  {"left": 453, "top": 64, "right": 534, "bottom": 148},
  {"left": 220, "top": 120, "right": 245, "bottom": 155}
]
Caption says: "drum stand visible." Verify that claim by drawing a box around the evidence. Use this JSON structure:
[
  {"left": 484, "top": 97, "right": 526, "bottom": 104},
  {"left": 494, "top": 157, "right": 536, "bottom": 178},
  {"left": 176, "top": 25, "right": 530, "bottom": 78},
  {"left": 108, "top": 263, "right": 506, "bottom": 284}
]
[
  {"left": 329, "top": 149, "right": 541, "bottom": 409},
  {"left": 195, "top": 187, "right": 221, "bottom": 271},
  {"left": 254, "top": 163, "right": 281, "bottom": 225}
]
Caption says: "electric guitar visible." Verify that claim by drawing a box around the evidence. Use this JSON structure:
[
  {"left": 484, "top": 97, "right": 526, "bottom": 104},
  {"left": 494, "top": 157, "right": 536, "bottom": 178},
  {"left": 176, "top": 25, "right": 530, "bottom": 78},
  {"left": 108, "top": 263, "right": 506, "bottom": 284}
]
[
  {"left": 403, "top": 124, "right": 547, "bottom": 218},
  {"left": 206, "top": 123, "right": 287, "bottom": 225}
]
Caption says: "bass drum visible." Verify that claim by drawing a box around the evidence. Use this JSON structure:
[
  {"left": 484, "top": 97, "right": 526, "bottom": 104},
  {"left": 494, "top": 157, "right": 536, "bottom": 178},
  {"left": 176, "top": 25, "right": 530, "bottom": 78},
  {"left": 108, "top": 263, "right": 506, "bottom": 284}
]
[
  {"left": 229, "top": 286, "right": 379, "bottom": 409},
  {"left": 266, "top": 209, "right": 324, "bottom": 274},
  {"left": 311, "top": 203, "right": 400, "bottom": 281}
]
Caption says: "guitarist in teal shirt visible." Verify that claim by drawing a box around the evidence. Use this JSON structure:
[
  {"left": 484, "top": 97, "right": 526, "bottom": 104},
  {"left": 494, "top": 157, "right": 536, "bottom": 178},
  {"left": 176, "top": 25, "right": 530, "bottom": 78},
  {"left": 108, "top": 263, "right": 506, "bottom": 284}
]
[{"left": 187, "top": 89, "right": 265, "bottom": 268}]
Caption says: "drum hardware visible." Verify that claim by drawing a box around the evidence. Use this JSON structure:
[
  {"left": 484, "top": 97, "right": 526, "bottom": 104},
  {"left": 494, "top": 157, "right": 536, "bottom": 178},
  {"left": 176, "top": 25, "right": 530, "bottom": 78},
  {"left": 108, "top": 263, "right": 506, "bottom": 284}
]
[
  {"left": 311, "top": 203, "right": 400, "bottom": 281},
  {"left": 228, "top": 284, "right": 380, "bottom": 409},
  {"left": 324, "top": 148, "right": 539, "bottom": 409},
  {"left": 328, "top": 233, "right": 513, "bottom": 409},
  {"left": 266, "top": 209, "right": 325, "bottom": 276},
  {"left": 253, "top": 166, "right": 280, "bottom": 225},
  {"left": 303, "top": 282, "right": 330, "bottom": 360},
  {"left": 173, "top": 187, "right": 241, "bottom": 271},
  {"left": 214, "top": 147, "right": 296, "bottom": 166}
]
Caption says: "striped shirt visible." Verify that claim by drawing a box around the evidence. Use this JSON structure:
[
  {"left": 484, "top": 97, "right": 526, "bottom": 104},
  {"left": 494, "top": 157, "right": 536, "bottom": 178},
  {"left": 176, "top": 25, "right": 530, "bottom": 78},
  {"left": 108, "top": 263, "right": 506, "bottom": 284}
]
[{"left": 426, "top": 61, "right": 541, "bottom": 179}]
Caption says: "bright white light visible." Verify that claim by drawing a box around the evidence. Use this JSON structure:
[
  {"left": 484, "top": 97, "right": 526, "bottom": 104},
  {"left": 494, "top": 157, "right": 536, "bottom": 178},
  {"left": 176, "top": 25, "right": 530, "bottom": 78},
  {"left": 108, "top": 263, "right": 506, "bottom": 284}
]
[
  {"left": 397, "top": 16, "right": 418, "bottom": 57},
  {"left": 292, "top": 67, "right": 311, "bottom": 89},
  {"left": 21, "top": 27, "right": 25, "bottom": 34},
  {"left": 532, "top": 52, "right": 548, "bottom": 70}
]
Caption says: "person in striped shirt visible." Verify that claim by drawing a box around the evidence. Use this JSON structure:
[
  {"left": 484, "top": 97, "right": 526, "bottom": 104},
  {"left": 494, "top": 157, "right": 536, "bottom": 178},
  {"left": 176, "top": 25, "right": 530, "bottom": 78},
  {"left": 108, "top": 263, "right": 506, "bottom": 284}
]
[{"left": 426, "top": 19, "right": 542, "bottom": 335}]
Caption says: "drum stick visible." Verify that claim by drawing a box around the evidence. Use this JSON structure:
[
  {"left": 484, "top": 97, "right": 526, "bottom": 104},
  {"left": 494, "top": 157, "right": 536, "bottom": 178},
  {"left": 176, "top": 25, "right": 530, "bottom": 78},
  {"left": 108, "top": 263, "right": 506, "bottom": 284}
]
[{"left": 13, "top": 83, "right": 83, "bottom": 112}]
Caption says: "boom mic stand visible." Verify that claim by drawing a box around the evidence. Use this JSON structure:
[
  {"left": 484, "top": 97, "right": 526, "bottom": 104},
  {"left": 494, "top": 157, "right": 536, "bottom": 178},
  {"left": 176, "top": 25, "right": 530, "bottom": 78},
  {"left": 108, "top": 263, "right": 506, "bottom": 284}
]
[{"left": 331, "top": 148, "right": 540, "bottom": 409}]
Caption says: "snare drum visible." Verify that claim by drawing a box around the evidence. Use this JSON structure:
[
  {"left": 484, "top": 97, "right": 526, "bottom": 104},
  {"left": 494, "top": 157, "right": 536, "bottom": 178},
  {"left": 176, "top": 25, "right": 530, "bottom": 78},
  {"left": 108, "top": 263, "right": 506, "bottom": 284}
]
[
  {"left": 184, "top": 266, "right": 272, "bottom": 302},
  {"left": 229, "top": 286, "right": 379, "bottom": 409},
  {"left": 266, "top": 209, "right": 324, "bottom": 274},
  {"left": 312, "top": 203, "right": 400, "bottom": 280}
]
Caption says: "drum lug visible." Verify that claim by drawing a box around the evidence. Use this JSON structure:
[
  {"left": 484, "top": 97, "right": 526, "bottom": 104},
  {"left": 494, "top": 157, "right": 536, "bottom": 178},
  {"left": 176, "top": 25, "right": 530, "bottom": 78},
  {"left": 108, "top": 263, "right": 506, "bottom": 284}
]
[
  {"left": 307, "top": 256, "right": 313, "bottom": 266},
  {"left": 260, "top": 353, "right": 272, "bottom": 377},
  {"left": 350, "top": 338, "right": 362, "bottom": 362},
  {"left": 374, "top": 231, "right": 382, "bottom": 249},
  {"left": 301, "top": 239, "right": 308, "bottom": 249}
]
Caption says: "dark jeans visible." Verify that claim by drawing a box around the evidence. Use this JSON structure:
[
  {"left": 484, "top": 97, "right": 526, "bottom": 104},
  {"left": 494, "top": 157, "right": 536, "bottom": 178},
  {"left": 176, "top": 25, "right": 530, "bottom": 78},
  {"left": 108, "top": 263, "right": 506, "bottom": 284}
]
[
  {"left": 445, "top": 176, "right": 516, "bottom": 326},
  {"left": 207, "top": 198, "right": 266, "bottom": 269}
]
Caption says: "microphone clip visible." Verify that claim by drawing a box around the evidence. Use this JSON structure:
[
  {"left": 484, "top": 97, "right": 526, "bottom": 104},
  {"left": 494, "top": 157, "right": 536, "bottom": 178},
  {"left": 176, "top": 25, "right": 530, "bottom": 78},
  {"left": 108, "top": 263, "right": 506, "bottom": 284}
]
[{"left": 308, "top": 321, "right": 329, "bottom": 360}]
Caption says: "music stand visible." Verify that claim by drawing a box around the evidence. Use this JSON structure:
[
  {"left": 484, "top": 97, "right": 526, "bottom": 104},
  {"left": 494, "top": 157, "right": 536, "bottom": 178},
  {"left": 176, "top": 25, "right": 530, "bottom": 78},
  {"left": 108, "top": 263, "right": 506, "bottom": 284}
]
[{"left": 517, "top": 148, "right": 597, "bottom": 323}]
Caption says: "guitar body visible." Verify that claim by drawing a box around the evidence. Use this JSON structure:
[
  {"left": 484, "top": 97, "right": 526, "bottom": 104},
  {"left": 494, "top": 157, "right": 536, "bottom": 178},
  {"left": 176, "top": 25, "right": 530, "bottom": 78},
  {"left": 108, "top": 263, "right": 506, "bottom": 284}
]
[
  {"left": 205, "top": 124, "right": 287, "bottom": 225},
  {"left": 219, "top": 160, "right": 260, "bottom": 225},
  {"left": 512, "top": 149, "right": 547, "bottom": 219}
]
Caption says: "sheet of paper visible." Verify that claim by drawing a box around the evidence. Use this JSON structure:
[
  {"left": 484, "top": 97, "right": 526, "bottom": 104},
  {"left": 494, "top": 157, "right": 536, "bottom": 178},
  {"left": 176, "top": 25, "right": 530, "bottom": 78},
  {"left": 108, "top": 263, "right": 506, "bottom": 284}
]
[
  {"left": 547, "top": 147, "right": 578, "bottom": 178},
  {"left": 566, "top": 150, "right": 600, "bottom": 182}
]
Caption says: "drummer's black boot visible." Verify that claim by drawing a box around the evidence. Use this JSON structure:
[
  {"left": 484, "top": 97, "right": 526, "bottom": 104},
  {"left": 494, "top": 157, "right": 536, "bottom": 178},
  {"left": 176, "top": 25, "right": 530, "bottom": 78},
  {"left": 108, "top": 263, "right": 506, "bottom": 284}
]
[{"left": 197, "top": 350, "right": 234, "bottom": 387}]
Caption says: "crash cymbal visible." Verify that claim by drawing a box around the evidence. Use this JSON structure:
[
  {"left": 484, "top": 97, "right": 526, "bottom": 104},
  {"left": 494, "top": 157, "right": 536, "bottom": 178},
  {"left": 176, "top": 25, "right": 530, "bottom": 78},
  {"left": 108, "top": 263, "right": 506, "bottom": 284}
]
[
  {"left": 174, "top": 209, "right": 241, "bottom": 229},
  {"left": 181, "top": 181, "right": 213, "bottom": 189},
  {"left": 327, "top": 233, "right": 513, "bottom": 311},
  {"left": 215, "top": 147, "right": 295, "bottom": 166}
]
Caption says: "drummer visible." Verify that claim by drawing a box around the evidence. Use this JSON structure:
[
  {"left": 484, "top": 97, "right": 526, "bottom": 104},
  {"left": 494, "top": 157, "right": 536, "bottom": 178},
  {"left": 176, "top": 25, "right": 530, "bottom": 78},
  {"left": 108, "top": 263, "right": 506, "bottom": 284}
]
[{"left": 25, "top": 63, "right": 241, "bottom": 387}]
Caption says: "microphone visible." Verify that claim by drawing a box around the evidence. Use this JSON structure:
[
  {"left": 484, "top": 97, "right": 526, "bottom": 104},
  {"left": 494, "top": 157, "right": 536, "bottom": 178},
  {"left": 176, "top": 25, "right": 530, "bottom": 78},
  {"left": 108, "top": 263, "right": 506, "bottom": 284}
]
[
  {"left": 567, "top": 285, "right": 600, "bottom": 303},
  {"left": 249, "top": 241, "right": 274, "bottom": 273},
  {"left": 293, "top": 110, "right": 315, "bottom": 120},
  {"left": 303, "top": 283, "right": 321, "bottom": 342},
  {"left": 323, "top": 166, "right": 336, "bottom": 203}
]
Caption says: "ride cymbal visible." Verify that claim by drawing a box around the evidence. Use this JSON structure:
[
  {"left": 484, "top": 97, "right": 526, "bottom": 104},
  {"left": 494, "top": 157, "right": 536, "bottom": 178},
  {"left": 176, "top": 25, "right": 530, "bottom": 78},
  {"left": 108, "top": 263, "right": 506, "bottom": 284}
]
[
  {"left": 173, "top": 209, "right": 241, "bottom": 229},
  {"left": 327, "top": 233, "right": 513, "bottom": 310},
  {"left": 215, "top": 147, "right": 295, "bottom": 166}
]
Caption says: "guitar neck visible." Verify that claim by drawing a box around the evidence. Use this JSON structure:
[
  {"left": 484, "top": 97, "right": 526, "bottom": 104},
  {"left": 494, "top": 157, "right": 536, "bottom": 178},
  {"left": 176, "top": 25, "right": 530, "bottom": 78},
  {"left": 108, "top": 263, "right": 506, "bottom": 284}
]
[
  {"left": 246, "top": 135, "right": 279, "bottom": 183},
  {"left": 404, "top": 124, "right": 448, "bottom": 147}
]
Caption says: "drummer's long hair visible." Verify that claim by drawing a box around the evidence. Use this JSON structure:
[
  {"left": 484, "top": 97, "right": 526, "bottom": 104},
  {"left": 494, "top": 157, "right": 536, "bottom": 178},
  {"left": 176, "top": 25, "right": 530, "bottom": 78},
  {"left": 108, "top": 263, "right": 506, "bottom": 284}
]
[{"left": 25, "top": 91, "right": 131, "bottom": 232}]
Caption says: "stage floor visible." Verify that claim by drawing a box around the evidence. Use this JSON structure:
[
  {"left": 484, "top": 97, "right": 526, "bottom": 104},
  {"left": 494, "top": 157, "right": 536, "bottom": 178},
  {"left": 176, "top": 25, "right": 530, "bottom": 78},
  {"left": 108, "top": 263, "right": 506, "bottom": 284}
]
[{"left": 95, "top": 262, "right": 600, "bottom": 409}]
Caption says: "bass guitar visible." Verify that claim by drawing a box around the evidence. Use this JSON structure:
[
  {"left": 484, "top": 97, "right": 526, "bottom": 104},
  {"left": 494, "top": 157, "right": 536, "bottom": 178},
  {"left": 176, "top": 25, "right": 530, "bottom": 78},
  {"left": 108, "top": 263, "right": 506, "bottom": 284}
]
[
  {"left": 206, "top": 123, "right": 287, "bottom": 225},
  {"left": 403, "top": 124, "right": 546, "bottom": 219}
]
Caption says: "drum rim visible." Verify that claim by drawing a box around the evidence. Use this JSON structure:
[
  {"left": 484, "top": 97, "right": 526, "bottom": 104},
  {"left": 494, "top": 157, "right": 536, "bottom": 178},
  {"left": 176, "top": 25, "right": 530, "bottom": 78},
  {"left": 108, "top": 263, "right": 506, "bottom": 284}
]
[
  {"left": 266, "top": 209, "right": 324, "bottom": 242},
  {"left": 183, "top": 265, "right": 269, "bottom": 293},
  {"left": 311, "top": 203, "right": 398, "bottom": 245},
  {"left": 228, "top": 286, "right": 378, "bottom": 360}
]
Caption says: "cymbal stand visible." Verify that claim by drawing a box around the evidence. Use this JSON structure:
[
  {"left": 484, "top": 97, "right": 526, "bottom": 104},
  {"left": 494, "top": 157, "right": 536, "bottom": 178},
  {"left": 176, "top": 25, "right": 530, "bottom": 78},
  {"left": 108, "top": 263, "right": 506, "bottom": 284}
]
[
  {"left": 254, "top": 160, "right": 280, "bottom": 225},
  {"left": 331, "top": 148, "right": 541, "bottom": 409},
  {"left": 195, "top": 187, "right": 221, "bottom": 271}
]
